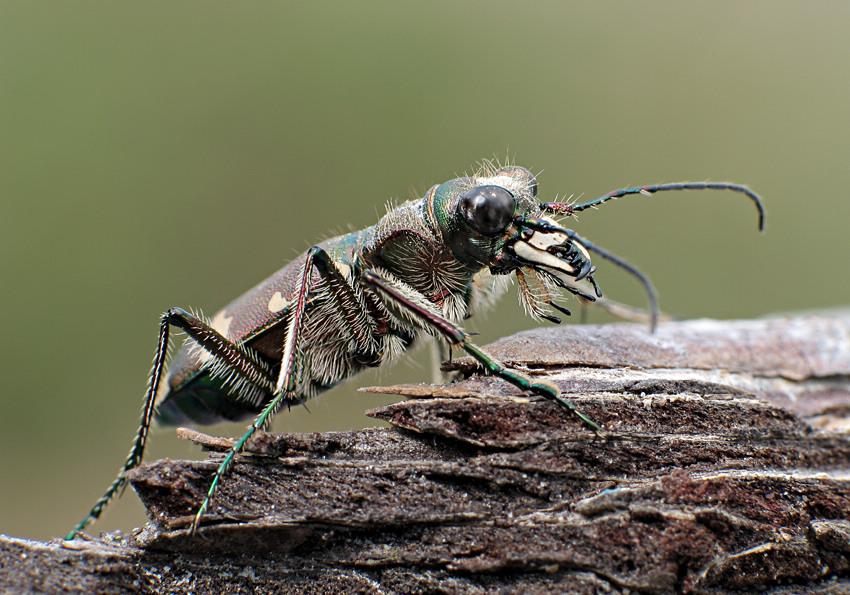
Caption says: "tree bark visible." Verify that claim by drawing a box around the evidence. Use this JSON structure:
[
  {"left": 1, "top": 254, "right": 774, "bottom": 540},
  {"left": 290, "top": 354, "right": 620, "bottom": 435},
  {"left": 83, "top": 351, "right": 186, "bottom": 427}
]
[{"left": 3, "top": 314, "right": 850, "bottom": 594}]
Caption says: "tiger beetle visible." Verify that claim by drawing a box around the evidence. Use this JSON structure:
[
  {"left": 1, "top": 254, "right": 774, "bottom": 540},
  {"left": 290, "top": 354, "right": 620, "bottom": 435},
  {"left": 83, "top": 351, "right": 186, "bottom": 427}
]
[{"left": 66, "top": 162, "right": 765, "bottom": 539}]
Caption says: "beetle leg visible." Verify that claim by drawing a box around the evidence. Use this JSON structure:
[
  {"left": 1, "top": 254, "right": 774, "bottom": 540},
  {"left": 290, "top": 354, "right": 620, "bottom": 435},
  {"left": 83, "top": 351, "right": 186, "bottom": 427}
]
[
  {"left": 360, "top": 270, "right": 602, "bottom": 433},
  {"left": 191, "top": 246, "right": 378, "bottom": 533},
  {"left": 310, "top": 248, "right": 380, "bottom": 364},
  {"left": 275, "top": 247, "right": 381, "bottom": 396},
  {"left": 66, "top": 308, "right": 275, "bottom": 539}
]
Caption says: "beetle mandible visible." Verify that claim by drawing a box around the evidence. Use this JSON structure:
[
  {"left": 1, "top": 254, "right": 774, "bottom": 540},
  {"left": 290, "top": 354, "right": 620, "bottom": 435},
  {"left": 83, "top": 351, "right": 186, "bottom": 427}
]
[{"left": 67, "top": 162, "right": 765, "bottom": 538}]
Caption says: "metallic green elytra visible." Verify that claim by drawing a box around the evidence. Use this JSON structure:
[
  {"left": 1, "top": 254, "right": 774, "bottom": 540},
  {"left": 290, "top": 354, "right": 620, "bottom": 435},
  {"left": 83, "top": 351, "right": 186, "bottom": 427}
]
[{"left": 66, "top": 162, "right": 765, "bottom": 539}]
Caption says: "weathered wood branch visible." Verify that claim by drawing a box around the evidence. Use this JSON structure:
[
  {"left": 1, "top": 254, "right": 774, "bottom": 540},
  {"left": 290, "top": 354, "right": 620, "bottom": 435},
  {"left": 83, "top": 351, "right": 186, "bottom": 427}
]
[{"left": 3, "top": 314, "right": 850, "bottom": 593}]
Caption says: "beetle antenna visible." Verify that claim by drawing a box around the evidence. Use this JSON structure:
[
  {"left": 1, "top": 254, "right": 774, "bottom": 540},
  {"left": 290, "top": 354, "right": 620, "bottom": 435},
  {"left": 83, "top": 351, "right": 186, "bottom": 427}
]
[{"left": 541, "top": 182, "right": 765, "bottom": 232}]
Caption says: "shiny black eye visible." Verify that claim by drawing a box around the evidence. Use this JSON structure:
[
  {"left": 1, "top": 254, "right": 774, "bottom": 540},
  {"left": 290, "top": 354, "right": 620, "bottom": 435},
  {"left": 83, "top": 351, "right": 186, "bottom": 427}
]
[{"left": 458, "top": 185, "right": 516, "bottom": 235}]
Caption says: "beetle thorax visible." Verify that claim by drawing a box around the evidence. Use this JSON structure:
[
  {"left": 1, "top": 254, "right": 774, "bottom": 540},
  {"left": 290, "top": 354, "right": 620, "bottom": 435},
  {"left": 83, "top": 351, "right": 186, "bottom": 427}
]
[{"left": 360, "top": 198, "right": 482, "bottom": 322}]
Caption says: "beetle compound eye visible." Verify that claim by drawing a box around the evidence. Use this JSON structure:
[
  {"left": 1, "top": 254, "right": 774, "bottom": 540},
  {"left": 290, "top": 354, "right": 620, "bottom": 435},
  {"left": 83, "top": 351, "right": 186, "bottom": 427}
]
[{"left": 458, "top": 185, "right": 516, "bottom": 235}]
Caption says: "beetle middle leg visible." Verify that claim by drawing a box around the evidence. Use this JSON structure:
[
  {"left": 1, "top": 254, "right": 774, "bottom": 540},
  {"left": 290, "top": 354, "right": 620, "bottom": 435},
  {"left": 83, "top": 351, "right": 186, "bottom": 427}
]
[
  {"left": 191, "top": 246, "right": 379, "bottom": 533},
  {"left": 360, "top": 270, "right": 603, "bottom": 433}
]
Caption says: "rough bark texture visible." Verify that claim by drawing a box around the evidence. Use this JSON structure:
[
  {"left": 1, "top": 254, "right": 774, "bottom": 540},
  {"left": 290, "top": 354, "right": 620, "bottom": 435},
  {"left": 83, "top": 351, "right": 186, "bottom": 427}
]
[{"left": 3, "top": 315, "right": 850, "bottom": 594}]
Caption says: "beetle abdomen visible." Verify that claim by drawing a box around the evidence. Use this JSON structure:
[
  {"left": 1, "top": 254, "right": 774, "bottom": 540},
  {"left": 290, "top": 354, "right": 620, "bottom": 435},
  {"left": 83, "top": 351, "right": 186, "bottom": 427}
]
[{"left": 155, "top": 374, "right": 264, "bottom": 426}]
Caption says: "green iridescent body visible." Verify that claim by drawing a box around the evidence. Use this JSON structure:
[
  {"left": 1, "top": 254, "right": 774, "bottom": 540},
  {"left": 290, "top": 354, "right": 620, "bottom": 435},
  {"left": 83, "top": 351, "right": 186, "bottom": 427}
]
[{"left": 67, "top": 163, "right": 764, "bottom": 539}]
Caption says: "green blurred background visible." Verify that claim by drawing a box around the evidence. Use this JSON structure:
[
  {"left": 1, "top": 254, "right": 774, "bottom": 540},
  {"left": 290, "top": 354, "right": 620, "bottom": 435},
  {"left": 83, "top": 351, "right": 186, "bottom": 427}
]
[{"left": 2, "top": 2, "right": 848, "bottom": 540}]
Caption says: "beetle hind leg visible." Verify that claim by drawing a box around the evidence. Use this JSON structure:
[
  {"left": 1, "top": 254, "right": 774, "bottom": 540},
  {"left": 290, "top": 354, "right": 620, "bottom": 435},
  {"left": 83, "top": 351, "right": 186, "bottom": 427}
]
[
  {"left": 66, "top": 307, "right": 276, "bottom": 539},
  {"left": 191, "top": 246, "right": 381, "bottom": 533}
]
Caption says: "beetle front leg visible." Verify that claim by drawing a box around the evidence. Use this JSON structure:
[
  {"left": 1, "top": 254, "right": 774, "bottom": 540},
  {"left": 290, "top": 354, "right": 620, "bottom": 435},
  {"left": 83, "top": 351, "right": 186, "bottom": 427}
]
[
  {"left": 360, "top": 270, "right": 603, "bottom": 433},
  {"left": 66, "top": 308, "right": 275, "bottom": 540}
]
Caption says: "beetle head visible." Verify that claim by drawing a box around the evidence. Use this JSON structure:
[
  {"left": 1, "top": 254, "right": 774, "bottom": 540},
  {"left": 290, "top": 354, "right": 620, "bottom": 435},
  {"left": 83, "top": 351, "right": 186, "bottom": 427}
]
[
  {"left": 429, "top": 164, "right": 657, "bottom": 326},
  {"left": 430, "top": 165, "right": 545, "bottom": 269}
]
